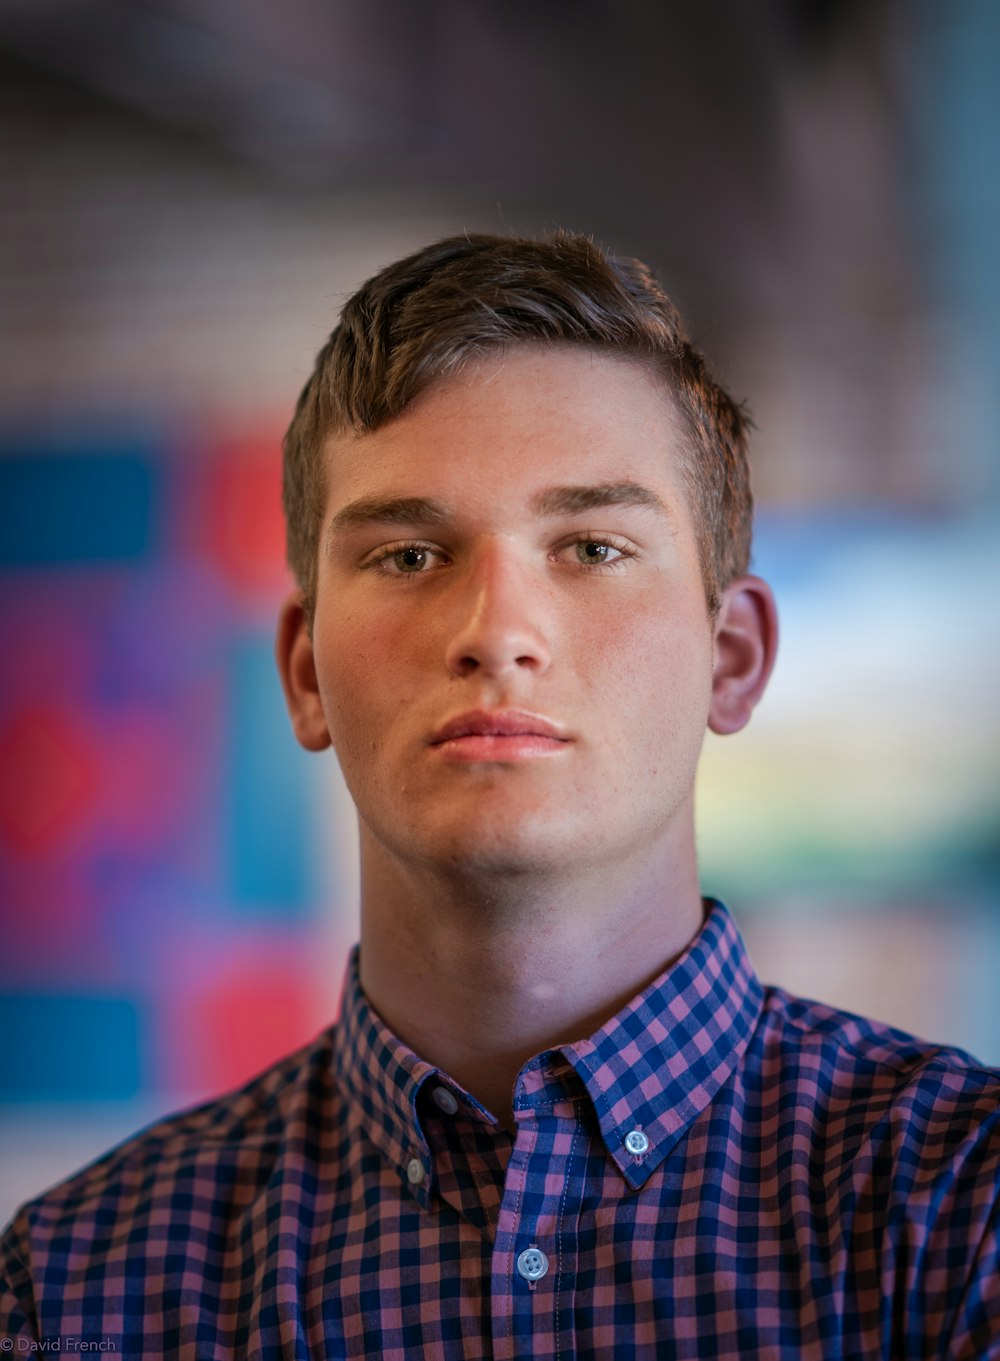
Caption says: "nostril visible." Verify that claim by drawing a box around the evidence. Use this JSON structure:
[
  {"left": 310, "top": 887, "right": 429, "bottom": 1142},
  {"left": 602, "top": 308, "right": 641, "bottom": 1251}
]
[{"left": 444, "top": 618, "right": 551, "bottom": 678}]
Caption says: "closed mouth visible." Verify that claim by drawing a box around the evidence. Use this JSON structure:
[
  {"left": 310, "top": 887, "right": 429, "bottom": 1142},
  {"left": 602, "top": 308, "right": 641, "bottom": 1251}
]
[{"left": 429, "top": 709, "right": 569, "bottom": 745}]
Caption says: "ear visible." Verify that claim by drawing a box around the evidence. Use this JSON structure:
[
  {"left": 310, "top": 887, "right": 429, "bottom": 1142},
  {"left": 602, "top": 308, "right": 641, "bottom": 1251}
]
[
  {"left": 275, "top": 593, "right": 332, "bottom": 752},
  {"left": 708, "top": 575, "right": 778, "bottom": 736}
]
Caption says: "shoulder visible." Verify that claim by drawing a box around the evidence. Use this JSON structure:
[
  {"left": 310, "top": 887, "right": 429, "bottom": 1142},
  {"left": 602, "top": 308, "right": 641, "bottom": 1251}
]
[
  {"left": 0, "top": 1022, "right": 340, "bottom": 1321},
  {"left": 17, "top": 1022, "right": 336, "bottom": 1207},
  {"left": 756, "top": 982, "right": 1000, "bottom": 1095},
  {"left": 751, "top": 984, "right": 1000, "bottom": 1189}
]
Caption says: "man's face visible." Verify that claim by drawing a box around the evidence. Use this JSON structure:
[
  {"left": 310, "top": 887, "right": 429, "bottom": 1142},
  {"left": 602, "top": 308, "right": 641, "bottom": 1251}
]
[{"left": 303, "top": 347, "right": 717, "bottom": 878}]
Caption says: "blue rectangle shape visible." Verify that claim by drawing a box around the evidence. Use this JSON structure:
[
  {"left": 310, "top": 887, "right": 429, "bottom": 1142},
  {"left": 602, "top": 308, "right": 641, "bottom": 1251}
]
[
  {"left": 0, "top": 452, "right": 157, "bottom": 565},
  {"left": 227, "top": 637, "right": 313, "bottom": 914},
  {"left": 0, "top": 994, "right": 143, "bottom": 1100}
]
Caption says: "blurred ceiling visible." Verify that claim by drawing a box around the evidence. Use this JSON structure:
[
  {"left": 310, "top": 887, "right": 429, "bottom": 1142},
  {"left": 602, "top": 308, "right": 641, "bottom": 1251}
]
[
  {"left": 0, "top": 0, "right": 901, "bottom": 306},
  {"left": 1, "top": 0, "right": 995, "bottom": 507}
]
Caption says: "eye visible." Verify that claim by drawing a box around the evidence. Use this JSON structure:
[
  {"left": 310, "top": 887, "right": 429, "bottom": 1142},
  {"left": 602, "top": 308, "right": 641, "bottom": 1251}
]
[
  {"left": 366, "top": 541, "right": 448, "bottom": 575},
  {"left": 556, "top": 536, "right": 635, "bottom": 568},
  {"left": 393, "top": 546, "right": 429, "bottom": 573},
  {"left": 574, "top": 540, "right": 621, "bottom": 565}
]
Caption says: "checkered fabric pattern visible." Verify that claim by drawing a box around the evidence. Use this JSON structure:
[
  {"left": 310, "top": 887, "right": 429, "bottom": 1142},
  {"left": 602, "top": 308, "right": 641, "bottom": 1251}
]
[{"left": 2, "top": 900, "right": 998, "bottom": 1359}]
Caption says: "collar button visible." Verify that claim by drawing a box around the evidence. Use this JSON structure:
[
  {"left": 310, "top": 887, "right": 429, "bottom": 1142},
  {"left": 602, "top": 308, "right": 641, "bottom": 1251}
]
[
  {"left": 624, "top": 1128, "right": 650, "bottom": 1156},
  {"left": 431, "top": 1085, "right": 459, "bottom": 1115}
]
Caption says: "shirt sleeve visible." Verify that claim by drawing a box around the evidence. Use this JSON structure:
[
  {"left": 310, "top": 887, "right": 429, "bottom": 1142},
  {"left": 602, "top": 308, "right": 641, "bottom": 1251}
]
[
  {"left": 0, "top": 1219, "right": 40, "bottom": 1342},
  {"left": 945, "top": 1183, "right": 1000, "bottom": 1361}
]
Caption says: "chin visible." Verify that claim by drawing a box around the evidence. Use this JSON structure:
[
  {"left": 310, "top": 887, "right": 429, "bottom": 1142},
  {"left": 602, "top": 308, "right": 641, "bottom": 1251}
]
[{"left": 403, "top": 808, "right": 591, "bottom": 878}]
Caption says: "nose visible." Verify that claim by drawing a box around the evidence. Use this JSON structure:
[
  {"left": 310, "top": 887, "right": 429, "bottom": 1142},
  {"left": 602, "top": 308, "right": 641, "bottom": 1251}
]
[{"left": 443, "top": 543, "right": 552, "bottom": 679}]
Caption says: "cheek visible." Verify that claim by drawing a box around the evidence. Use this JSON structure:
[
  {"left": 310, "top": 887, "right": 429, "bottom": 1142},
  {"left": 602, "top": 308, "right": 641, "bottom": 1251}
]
[
  {"left": 312, "top": 606, "right": 426, "bottom": 757},
  {"left": 579, "top": 593, "right": 713, "bottom": 694},
  {"left": 312, "top": 613, "right": 380, "bottom": 739},
  {"left": 557, "top": 600, "right": 711, "bottom": 848}
]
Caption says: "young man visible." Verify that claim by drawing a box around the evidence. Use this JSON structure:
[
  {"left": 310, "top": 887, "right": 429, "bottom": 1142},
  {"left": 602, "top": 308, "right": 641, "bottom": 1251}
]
[{"left": 2, "top": 233, "right": 997, "bottom": 1358}]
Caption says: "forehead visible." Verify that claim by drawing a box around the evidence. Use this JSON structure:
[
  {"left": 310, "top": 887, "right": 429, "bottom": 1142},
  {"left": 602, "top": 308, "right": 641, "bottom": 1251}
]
[{"left": 322, "top": 347, "right": 693, "bottom": 522}]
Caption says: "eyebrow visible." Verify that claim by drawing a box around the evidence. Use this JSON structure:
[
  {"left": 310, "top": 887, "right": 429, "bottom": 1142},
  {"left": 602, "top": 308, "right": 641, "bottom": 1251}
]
[
  {"left": 324, "top": 480, "right": 674, "bottom": 550},
  {"left": 327, "top": 495, "right": 449, "bottom": 536},
  {"left": 529, "top": 482, "right": 674, "bottom": 522}
]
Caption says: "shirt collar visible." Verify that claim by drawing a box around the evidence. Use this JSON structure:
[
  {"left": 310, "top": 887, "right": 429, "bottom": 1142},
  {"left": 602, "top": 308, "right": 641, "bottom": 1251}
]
[
  {"left": 332, "top": 898, "right": 764, "bottom": 1203},
  {"left": 560, "top": 897, "right": 764, "bottom": 1187}
]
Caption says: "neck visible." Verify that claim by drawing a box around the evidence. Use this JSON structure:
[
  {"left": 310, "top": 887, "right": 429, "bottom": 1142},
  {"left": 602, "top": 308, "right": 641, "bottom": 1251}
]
[{"left": 357, "top": 819, "right": 704, "bottom": 1133}]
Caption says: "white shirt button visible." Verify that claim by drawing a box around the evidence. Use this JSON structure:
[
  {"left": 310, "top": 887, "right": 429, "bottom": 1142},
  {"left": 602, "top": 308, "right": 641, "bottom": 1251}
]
[
  {"left": 406, "top": 1158, "right": 425, "bottom": 1184},
  {"left": 516, "top": 1247, "right": 549, "bottom": 1282},
  {"left": 431, "top": 1085, "right": 459, "bottom": 1115},
  {"left": 624, "top": 1129, "right": 650, "bottom": 1156}
]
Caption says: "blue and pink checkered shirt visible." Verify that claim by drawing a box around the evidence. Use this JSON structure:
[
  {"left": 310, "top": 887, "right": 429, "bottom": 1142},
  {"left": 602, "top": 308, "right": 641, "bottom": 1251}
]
[{"left": 2, "top": 899, "right": 998, "bottom": 1358}]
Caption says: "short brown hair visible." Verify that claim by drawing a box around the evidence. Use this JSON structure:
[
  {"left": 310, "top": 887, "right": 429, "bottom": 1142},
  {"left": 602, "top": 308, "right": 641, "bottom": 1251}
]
[{"left": 283, "top": 231, "right": 753, "bottom": 620}]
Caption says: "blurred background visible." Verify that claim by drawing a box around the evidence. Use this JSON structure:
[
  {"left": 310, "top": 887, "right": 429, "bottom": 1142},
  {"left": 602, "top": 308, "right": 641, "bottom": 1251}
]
[{"left": 1, "top": 0, "right": 998, "bottom": 1224}]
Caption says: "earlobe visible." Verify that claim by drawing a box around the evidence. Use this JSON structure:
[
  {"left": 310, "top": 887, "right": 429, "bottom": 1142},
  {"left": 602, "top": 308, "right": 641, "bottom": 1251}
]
[
  {"left": 708, "top": 575, "right": 779, "bottom": 736},
  {"left": 275, "top": 593, "right": 332, "bottom": 753}
]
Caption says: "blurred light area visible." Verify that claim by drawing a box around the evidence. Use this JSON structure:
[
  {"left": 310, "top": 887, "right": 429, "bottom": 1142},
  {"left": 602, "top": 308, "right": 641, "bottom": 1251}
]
[
  {"left": 698, "top": 510, "right": 1000, "bottom": 900},
  {"left": 697, "top": 508, "right": 1000, "bottom": 1060},
  {"left": 2, "top": 0, "right": 999, "bottom": 1223}
]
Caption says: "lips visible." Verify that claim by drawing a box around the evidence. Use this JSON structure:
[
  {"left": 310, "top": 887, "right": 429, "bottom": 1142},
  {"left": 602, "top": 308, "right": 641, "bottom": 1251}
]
[{"left": 430, "top": 709, "right": 569, "bottom": 745}]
